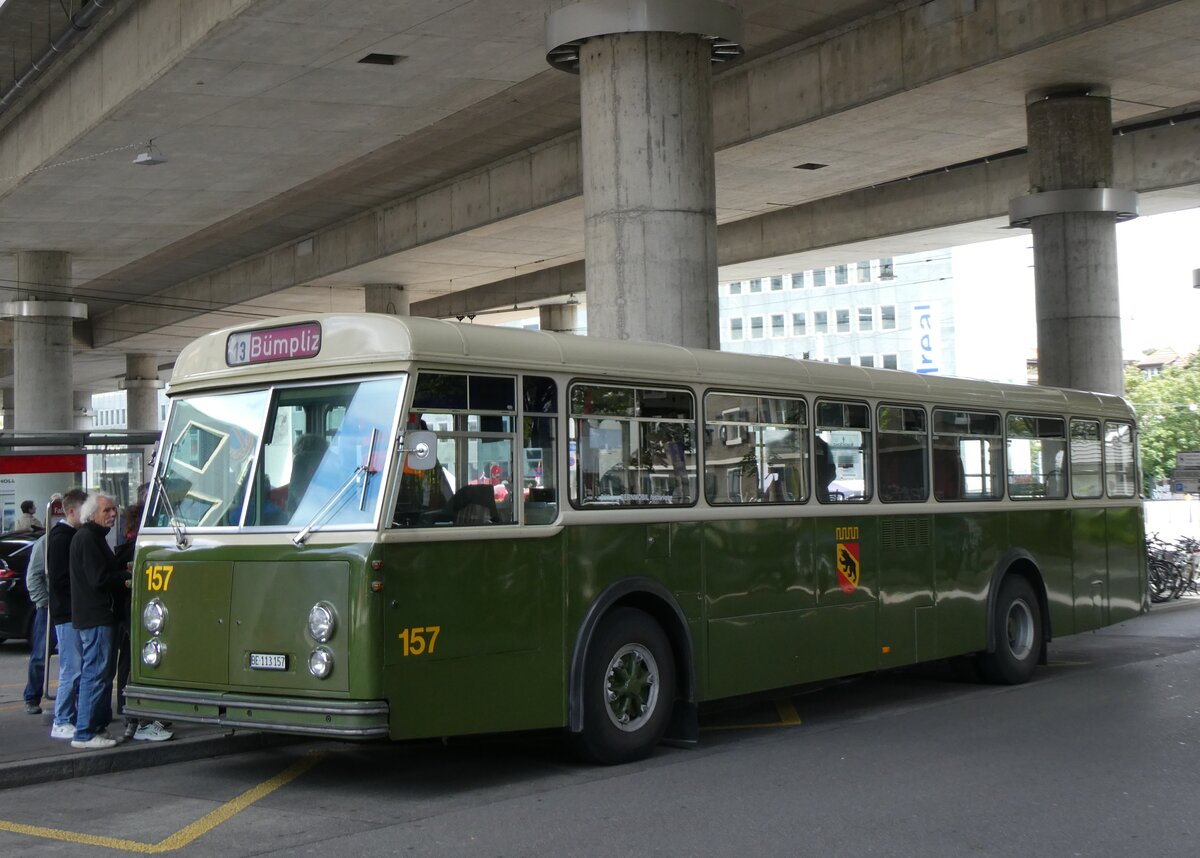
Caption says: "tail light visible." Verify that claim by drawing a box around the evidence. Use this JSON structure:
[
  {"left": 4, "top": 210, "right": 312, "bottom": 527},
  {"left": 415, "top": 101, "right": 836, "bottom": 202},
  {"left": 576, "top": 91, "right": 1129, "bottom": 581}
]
[{"left": 0, "top": 560, "right": 15, "bottom": 579}]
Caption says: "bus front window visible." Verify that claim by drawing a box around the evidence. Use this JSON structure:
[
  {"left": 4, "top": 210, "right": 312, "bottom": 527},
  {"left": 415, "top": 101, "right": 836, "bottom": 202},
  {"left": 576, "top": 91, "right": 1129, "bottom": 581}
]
[
  {"left": 148, "top": 390, "right": 270, "bottom": 528},
  {"left": 245, "top": 377, "right": 403, "bottom": 529}
]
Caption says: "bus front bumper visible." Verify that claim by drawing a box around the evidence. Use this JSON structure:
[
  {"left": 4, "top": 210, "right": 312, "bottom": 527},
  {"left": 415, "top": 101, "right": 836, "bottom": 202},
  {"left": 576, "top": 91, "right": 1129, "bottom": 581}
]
[{"left": 124, "top": 684, "right": 390, "bottom": 739}]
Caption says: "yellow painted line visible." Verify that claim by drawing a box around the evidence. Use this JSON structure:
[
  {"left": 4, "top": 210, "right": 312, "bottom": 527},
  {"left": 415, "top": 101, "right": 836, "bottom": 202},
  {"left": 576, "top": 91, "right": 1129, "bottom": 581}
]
[
  {"left": 0, "top": 750, "right": 327, "bottom": 853},
  {"left": 703, "top": 699, "right": 803, "bottom": 732}
]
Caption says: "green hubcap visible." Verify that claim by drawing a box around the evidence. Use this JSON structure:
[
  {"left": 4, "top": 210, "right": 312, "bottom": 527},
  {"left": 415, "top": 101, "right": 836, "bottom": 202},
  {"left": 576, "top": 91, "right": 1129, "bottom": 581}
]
[{"left": 604, "top": 643, "right": 659, "bottom": 732}]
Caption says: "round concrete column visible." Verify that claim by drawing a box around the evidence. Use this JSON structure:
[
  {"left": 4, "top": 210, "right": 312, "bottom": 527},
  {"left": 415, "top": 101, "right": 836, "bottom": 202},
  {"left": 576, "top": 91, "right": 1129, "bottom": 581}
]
[
  {"left": 546, "top": 1, "right": 742, "bottom": 349},
  {"left": 539, "top": 303, "right": 580, "bottom": 334},
  {"left": 122, "top": 354, "right": 162, "bottom": 431},
  {"left": 1021, "top": 88, "right": 1127, "bottom": 395},
  {"left": 1, "top": 252, "right": 87, "bottom": 432},
  {"left": 365, "top": 284, "right": 410, "bottom": 316}
]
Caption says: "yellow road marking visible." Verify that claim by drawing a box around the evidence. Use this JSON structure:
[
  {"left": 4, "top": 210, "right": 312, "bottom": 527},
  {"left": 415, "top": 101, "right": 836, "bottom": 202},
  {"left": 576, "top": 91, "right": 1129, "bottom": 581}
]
[
  {"left": 0, "top": 750, "right": 326, "bottom": 853},
  {"left": 704, "top": 698, "right": 803, "bottom": 732}
]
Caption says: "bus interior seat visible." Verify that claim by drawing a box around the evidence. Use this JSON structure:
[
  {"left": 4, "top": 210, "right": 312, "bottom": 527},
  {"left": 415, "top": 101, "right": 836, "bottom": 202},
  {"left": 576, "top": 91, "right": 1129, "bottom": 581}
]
[{"left": 449, "top": 484, "right": 500, "bottom": 525}]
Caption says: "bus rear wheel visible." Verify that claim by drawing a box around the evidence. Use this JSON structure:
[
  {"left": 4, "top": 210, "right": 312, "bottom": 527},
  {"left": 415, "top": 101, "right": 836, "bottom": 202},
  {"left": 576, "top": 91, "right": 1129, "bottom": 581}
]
[
  {"left": 574, "top": 608, "right": 675, "bottom": 765},
  {"left": 978, "top": 575, "right": 1041, "bottom": 685}
]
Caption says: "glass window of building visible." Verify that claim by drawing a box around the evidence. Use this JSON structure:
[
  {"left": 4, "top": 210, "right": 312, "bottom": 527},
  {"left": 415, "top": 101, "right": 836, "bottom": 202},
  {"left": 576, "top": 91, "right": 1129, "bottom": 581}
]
[
  {"left": 813, "top": 268, "right": 827, "bottom": 288},
  {"left": 883, "top": 354, "right": 898, "bottom": 369},
  {"left": 836, "top": 357, "right": 852, "bottom": 365},
  {"left": 857, "top": 261, "right": 871, "bottom": 283},
  {"left": 770, "top": 276, "right": 783, "bottom": 291},
  {"left": 791, "top": 272, "right": 805, "bottom": 289},
  {"left": 881, "top": 305, "right": 896, "bottom": 330},
  {"left": 836, "top": 309, "right": 850, "bottom": 333},
  {"left": 792, "top": 313, "right": 806, "bottom": 336},
  {"left": 860, "top": 356, "right": 874, "bottom": 367},
  {"left": 814, "top": 311, "right": 829, "bottom": 334},
  {"left": 750, "top": 278, "right": 763, "bottom": 293},
  {"left": 750, "top": 316, "right": 764, "bottom": 338},
  {"left": 730, "top": 318, "right": 743, "bottom": 340},
  {"left": 835, "top": 265, "right": 849, "bottom": 285},
  {"left": 858, "top": 307, "right": 874, "bottom": 331},
  {"left": 771, "top": 314, "right": 785, "bottom": 337},
  {"left": 729, "top": 281, "right": 742, "bottom": 295},
  {"left": 879, "top": 258, "right": 895, "bottom": 280}
]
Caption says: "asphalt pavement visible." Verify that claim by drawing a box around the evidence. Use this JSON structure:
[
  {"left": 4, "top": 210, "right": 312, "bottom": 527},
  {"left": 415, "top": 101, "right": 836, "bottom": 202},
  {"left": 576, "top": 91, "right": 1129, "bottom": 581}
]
[{"left": 0, "top": 641, "right": 299, "bottom": 790}]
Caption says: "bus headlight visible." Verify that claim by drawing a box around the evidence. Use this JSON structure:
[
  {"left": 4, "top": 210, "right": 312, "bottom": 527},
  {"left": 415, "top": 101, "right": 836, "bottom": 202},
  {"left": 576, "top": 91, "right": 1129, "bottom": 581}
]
[
  {"left": 142, "top": 639, "right": 164, "bottom": 668},
  {"left": 143, "top": 598, "right": 167, "bottom": 634},
  {"left": 307, "top": 602, "right": 336, "bottom": 643},
  {"left": 308, "top": 646, "right": 334, "bottom": 679}
]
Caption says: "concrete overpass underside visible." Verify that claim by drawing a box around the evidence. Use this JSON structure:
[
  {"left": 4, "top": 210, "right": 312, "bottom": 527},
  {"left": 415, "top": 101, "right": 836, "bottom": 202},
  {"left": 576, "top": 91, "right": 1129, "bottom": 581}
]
[{"left": 0, "top": 0, "right": 1198, "bottom": 388}]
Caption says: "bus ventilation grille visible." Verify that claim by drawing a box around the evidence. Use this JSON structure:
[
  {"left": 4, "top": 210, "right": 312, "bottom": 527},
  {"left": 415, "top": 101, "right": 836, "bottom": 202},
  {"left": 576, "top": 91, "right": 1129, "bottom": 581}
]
[{"left": 881, "top": 517, "right": 931, "bottom": 549}]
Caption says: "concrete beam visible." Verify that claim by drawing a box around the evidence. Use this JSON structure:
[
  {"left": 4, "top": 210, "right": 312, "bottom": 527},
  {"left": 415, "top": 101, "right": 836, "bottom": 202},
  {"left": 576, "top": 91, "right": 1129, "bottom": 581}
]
[{"left": 86, "top": 0, "right": 1191, "bottom": 344}]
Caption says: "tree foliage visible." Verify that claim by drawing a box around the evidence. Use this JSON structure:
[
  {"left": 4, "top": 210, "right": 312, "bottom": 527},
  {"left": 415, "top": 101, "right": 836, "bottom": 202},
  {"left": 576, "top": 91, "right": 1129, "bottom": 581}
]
[{"left": 1124, "top": 355, "right": 1200, "bottom": 490}]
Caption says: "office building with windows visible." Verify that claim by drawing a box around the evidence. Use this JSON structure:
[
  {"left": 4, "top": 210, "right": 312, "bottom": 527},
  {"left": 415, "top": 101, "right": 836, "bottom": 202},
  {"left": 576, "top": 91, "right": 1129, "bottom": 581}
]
[{"left": 719, "top": 250, "right": 958, "bottom": 376}]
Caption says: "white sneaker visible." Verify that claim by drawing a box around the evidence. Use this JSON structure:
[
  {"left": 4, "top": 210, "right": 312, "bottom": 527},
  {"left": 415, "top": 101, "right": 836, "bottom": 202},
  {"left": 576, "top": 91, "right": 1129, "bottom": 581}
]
[
  {"left": 132, "top": 721, "right": 174, "bottom": 742},
  {"left": 71, "top": 735, "right": 117, "bottom": 750},
  {"left": 50, "top": 723, "right": 75, "bottom": 740}
]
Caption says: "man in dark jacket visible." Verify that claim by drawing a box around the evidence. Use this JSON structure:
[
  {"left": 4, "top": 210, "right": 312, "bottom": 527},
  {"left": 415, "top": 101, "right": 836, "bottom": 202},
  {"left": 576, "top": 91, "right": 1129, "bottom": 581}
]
[
  {"left": 68, "top": 492, "right": 127, "bottom": 750},
  {"left": 47, "top": 488, "right": 87, "bottom": 740}
]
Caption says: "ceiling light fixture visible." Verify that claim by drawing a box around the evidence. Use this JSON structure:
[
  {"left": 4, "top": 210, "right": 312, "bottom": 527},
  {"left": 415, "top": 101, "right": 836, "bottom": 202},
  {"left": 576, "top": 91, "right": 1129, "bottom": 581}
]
[{"left": 133, "top": 139, "right": 167, "bottom": 166}]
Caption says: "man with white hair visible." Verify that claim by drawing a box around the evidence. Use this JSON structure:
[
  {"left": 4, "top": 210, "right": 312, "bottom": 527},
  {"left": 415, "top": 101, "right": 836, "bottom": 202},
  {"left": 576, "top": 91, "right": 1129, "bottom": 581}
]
[{"left": 68, "top": 492, "right": 129, "bottom": 750}]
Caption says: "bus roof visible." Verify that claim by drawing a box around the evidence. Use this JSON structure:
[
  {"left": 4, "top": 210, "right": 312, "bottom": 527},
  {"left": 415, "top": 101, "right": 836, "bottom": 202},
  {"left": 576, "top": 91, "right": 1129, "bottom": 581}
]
[{"left": 170, "top": 313, "right": 1134, "bottom": 419}]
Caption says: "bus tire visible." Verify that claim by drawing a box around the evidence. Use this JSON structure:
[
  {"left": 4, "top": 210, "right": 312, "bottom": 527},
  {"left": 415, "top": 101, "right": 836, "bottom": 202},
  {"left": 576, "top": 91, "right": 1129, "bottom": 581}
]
[
  {"left": 978, "top": 575, "right": 1041, "bottom": 685},
  {"left": 573, "top": 608, "right": 675, "bottom": 765}
]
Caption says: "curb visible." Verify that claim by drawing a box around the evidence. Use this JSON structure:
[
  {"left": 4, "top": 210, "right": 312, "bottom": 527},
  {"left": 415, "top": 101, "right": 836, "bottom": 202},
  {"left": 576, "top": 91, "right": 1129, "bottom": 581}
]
[{"left": 0, "top": 730, "right": 306, "bottom": 790}]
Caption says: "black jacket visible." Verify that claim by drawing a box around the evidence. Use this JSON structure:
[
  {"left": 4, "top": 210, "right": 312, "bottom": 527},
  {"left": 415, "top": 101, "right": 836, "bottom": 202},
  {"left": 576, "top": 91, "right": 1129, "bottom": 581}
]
[
  {"left": 69, "top": 521, "right": 129, "bottom": 630},
  {"left": 46, "top": 521, "right": 77, "bottom": 626}
]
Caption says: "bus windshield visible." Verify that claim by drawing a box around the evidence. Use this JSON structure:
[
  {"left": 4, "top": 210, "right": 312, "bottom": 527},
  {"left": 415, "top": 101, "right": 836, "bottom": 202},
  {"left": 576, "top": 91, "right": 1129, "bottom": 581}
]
[{"left": 147, "top": 376, "right": 404, "bottom": 530}]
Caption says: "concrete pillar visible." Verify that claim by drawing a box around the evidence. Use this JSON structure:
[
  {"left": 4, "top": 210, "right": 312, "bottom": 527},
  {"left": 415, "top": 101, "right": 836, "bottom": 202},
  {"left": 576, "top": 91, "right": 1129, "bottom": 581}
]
[
  {"left": 546, "top": 1, "right": 742, "bottom": 349},
  {"left": 1, "top": 252, "right": 87, "bottom": 432},
  {"left": 365, "top": 284, "right": 409, "bottom": 316},
  {"left": 1013, "top": 88, "right": 1136, "bottom": 395},
  {"left": 73, "top": 391, "right": 93, "bottom": 431},
  {"left": 539, "top": 303, "right": 580, "bottom": 334},
  {"left": 123, "top": 354, "right": 162, "bottom": 431}
]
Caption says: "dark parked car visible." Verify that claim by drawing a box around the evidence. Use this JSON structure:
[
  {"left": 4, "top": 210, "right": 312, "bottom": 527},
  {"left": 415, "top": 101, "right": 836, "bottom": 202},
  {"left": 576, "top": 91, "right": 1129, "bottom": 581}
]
[{"left": 0, "top": 530, "right": 41, "bottom": 644}]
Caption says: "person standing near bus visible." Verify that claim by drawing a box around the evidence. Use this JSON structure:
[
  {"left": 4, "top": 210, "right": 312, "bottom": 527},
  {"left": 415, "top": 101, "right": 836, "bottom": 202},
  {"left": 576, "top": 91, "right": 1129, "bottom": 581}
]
[
  {"left": 22, "top": 534, "right": 50, "bottom": 715},
  {"left": 47, "top": 488, "right": 87, "bottom": 740},
  {"left": 13, "top": 499, "right": 43, "bottom": 532},
  {"left": 68, "top": 493, "right": 127, "bottom": 750}
]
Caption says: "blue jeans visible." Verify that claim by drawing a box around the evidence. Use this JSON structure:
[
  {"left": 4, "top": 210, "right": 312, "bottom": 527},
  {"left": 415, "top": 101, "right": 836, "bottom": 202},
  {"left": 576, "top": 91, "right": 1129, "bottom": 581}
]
[
  {"left": 75, "top": 624, "right": 116, "bottom": 741},
  {"left": 53, "top": 623, "right": 82, "bottom": 728},
  {"left": 23, "top": 606, "right": 48, "bottom": 706}
]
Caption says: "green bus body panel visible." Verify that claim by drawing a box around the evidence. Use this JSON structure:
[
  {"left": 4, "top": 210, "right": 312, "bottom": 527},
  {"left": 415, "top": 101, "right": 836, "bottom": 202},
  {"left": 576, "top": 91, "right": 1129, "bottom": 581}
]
[
  {"left": 131, "top": 544, "right": 377, "bottom": 700},
  {"left": 129, "top": 505, "right": 1146, "bottom": 740},
  {"left": 379, "top": 534, "right": 565, "bottom": 739}
]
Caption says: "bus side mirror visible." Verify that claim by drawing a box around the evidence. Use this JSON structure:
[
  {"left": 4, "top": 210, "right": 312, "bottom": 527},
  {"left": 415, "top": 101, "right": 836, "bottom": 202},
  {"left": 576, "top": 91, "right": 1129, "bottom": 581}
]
[{"left": 402, "top": 430, "right": 437, "bottom": 471}]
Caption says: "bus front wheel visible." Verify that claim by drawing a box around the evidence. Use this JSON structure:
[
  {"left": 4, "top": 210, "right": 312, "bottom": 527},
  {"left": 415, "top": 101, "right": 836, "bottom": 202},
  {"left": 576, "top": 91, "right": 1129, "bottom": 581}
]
[
  {"left": 978, "top": 575, "right": 1041, "bottom": 685},
  {"left": 574, "top": 608, "right": 675, "bottom": 765}
]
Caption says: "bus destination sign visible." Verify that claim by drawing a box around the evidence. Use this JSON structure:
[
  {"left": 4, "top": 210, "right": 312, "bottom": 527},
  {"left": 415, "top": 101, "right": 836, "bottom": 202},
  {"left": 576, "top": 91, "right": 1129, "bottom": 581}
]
[{"left": 226, "top": 321, "right": 322, "bottom": 367}]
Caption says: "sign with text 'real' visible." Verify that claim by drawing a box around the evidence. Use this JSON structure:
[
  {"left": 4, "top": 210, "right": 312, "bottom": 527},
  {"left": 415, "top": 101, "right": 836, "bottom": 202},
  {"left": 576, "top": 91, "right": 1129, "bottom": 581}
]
[
  {"left": 226, "top": 321, "right": 322, "bottom": 367},
  {"left": 912, "top": 303, "right": 941, "bottom": 375}
]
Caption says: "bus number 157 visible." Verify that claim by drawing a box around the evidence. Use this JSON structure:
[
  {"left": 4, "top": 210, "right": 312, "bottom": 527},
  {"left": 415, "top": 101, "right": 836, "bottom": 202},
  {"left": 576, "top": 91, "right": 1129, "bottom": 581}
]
[{"left": 397, "top": 626, "right": 441, "bottom": 656}]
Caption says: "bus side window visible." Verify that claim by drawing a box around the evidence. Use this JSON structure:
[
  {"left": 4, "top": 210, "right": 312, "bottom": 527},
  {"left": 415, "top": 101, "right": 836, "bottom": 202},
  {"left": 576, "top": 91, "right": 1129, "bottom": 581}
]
[
  {"left": 932, "top": 442, "right": 964, "bottom": 500},
  {"left": 522, "top": 375, "right": 559, "bottom": 525}
]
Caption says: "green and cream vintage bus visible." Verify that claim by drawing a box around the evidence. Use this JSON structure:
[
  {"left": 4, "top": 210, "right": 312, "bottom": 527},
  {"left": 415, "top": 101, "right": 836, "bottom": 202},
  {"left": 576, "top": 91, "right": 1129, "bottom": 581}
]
[{"left": 126, "top": 314, "right": 1146, "bottom": 763}]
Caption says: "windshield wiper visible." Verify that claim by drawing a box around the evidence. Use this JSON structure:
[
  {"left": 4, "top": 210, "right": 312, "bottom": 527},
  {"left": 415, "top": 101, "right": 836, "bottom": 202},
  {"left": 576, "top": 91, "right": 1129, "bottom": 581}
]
[
  {"left": 154, "top": 470, "right": 190, "bottom": 549},
  {"left": 293, "top": 429, "right": 379, "bottom": 547}
]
